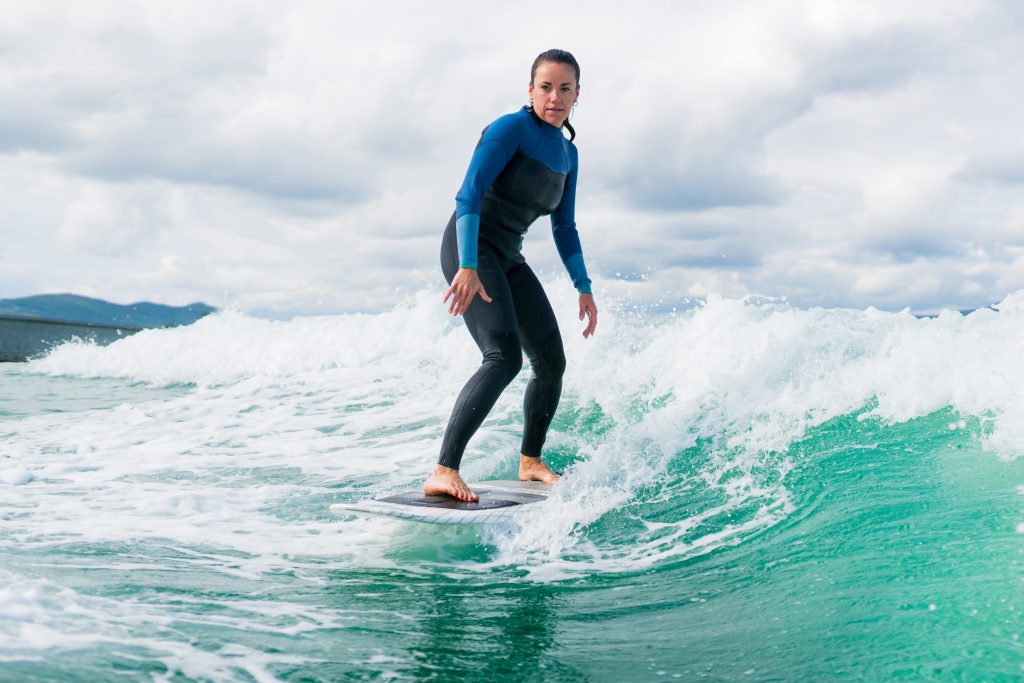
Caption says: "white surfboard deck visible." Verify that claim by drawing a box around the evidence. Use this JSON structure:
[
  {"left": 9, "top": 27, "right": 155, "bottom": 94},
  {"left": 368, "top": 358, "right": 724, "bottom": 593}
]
[{"left": 330, "top": 480, "right": 552, "bottom": 525}]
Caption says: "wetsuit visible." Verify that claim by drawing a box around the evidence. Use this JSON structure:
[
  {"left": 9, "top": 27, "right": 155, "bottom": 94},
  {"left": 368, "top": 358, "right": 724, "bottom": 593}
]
[{"left": 438, "top": 106, "right": 592, "bottom": 470}]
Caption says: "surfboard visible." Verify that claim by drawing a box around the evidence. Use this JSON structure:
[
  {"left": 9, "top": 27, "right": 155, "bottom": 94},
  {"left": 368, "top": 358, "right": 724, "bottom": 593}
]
[{"left": 329, "top": 480, "right": 552, "bottom": 525}]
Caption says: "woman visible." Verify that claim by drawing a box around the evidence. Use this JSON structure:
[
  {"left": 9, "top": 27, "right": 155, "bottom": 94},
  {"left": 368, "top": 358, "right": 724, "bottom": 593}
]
[{"left": 424, "top": 49, "right": 597, "bottom": 502}]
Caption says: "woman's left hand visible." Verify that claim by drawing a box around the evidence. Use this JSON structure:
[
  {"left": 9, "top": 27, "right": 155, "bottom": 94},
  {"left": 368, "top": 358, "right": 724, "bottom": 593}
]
[{"left": 579, "top": 293, "right": 598, "bottom": 338}]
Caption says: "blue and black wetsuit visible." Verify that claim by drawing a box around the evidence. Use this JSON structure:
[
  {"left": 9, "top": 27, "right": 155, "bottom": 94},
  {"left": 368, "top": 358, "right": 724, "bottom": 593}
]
[{"left": 438, "top": 106, "right": 592, "bottom": 470}]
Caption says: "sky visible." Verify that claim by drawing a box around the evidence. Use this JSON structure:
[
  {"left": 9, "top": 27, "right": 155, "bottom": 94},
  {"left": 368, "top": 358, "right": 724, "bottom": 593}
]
[{"left": 1, "top": 0, "right": 1022, "bottom": 317}]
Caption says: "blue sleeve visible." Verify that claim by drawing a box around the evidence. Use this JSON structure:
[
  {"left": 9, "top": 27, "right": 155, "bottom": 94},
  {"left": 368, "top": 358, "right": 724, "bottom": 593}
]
[
  {"left": 550, "top": 146, "right": 592, "bottom": 294},
  {"left": 453, "top": 115, "right": 523, "bottom": 269}
]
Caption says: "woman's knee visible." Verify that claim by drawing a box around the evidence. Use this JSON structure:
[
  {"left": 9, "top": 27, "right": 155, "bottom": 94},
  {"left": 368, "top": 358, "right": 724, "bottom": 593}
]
[
  {"left": 482, "top": 331, "right": 524, "bottom": 382},
  {"left": 546, "top": 345, "right": 566, "bottom": 381},
  {"left": 530, "top": 329, "right": 565, "bottom": 381}
]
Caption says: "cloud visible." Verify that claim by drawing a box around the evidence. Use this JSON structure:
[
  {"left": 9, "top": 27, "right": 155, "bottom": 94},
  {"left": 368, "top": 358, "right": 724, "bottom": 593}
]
[
  {"left": 615, "top": 153, "right": 785, "bottom": 212},
  {"left": 588, "top": 5, "right": 962, "bottom": 215},
  {"left": 0, "top": 2, "right": 448, "bottom": 203},
  {"left": 958, "top": 155, "right": 1024, "bottom": 186},
  {"left": 1, "top": 0, "right": 1023, "bottom": 315}
]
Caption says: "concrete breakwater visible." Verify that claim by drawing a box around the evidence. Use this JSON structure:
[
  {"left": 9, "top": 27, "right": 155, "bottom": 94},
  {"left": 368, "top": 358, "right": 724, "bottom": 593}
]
[{"left": 0, "top": 315, "right": 143, "bottom": 362}]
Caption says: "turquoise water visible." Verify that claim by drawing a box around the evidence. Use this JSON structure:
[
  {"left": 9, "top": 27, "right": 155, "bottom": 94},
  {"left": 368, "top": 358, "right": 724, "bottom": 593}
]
[{"left": 2, "top": 290, "right": 1023, "bottom": 681}]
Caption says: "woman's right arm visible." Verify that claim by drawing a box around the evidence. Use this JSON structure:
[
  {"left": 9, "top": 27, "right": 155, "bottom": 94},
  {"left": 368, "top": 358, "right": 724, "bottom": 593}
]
[{"left": 444, "top": 115, "right": 524, "bottom": 315}]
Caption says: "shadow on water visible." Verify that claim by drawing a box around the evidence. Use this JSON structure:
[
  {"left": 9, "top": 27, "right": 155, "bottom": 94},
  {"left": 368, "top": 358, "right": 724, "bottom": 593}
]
[
  {"left": 312, "top": 564, "right": 590, "bottom": 682},
  {"left": 407, "top": 579, "right": 586, "bottom": 681}
]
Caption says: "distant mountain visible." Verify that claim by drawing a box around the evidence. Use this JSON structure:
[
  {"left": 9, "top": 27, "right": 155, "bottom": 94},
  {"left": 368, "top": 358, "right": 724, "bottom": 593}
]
[{"left": 0, "top": 293, "right": 216, "bottom": 328}]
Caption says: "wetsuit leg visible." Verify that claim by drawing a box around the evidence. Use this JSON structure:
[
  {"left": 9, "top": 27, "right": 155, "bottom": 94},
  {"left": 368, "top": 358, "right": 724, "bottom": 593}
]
[
  {"left": 507, "top": 263, "right": 566, "bottom": 458},
  {"left": 438, "top": 218, "right": 523, "bottom": 470}
]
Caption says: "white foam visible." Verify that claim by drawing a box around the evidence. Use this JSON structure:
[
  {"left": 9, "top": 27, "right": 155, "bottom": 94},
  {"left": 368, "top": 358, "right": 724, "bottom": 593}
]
[
  {"left": 28, "top": 293, "right": 476, "bottom": 390},
  {"left": 0, "top": 467, "right": 34, "bottom": 486}
]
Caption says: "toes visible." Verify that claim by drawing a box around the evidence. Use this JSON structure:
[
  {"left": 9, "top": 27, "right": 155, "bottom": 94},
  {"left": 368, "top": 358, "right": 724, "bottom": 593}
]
[
  {"left": 423, "top": 473, "right": 478, "bottom": 501},
  {"left": 453, "top": 485, "right": 474, "bottom": 501}
]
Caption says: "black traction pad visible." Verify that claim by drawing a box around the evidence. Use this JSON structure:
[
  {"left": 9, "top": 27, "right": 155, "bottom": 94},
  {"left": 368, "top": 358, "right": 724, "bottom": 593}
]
[{"left": 378, "top": 491, "right": 546, "bottom": 510}]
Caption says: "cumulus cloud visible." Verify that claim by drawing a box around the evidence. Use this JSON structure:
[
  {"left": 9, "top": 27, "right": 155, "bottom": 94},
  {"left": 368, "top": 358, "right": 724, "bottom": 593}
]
[{"left": 1, "top": 0, "right": 1022, "bottom": 315}]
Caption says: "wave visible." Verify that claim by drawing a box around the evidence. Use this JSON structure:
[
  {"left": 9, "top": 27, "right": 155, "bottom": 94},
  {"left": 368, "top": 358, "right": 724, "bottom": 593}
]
[
  {"left": 19, "top": 285, "right": 1024, "bottom": 577},
  {"left": 28, "top": 285, "right": 1024, "bottom": 453}
]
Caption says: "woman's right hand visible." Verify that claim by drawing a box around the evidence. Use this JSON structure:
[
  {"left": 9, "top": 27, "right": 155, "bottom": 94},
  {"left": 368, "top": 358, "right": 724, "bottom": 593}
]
[{"left": 443, "top": 268, "right": 492, "bottom": 316}]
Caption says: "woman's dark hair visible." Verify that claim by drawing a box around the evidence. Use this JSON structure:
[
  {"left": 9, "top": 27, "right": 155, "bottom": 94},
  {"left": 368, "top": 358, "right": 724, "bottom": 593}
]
[
  {"left": 530, "top": 49, "right": 579, "bottom": 141},
  {"left": 530, "top": 49, "right": 580, "bottom": 85}
]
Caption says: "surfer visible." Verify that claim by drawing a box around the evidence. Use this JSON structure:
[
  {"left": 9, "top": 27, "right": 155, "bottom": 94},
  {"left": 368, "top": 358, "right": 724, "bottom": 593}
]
[{"left": 424, "top": 49, "right": 597, "bottom": 502}]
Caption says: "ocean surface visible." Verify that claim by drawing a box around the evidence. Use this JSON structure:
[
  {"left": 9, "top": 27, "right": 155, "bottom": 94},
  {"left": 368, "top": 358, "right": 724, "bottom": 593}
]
[{"left": 2, "top": 286, "right": 1023, "bottom": 681}]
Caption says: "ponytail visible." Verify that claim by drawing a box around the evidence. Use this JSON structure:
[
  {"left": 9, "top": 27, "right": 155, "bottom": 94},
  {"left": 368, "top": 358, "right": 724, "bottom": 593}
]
[
  {"left": 526, "top": 103, "right": 577, "bottom": 141},
  {"left": 563, "top": 120, "right": 576, "bottom": 142}
]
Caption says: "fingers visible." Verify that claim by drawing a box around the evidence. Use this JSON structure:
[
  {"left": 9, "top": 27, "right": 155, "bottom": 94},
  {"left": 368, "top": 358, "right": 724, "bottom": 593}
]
[
  {"left": 442, "top": 280, "right": 489, "bottom": 316},
  {"left": 450, "top": 288, "right": 471, "bottom": 316},
  {"left": 580, "top": 301, "right": 598, "bottom": 338},
  {"left": 583, "top": 313, "right": 596, "bottom": 337}
]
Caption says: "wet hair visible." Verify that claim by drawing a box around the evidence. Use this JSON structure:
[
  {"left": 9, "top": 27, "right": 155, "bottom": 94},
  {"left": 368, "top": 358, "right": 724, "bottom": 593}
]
[
  {"left": 530, "top": 49, "right": 580, "bottom": 85},
  {"left": 529, "top": 49, "right": 579, "bottom": 141}
]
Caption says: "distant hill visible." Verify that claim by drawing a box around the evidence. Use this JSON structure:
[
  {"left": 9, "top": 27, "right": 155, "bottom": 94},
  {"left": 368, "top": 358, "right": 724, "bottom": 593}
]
[{"left": 0, "top": 293, "right": 216, "bottom": 328}]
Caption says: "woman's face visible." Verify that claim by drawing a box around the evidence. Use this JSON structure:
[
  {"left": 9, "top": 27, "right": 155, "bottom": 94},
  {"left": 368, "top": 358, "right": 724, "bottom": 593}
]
[{"left": 528, "top": 61, "right": 579, "bottom": 128}]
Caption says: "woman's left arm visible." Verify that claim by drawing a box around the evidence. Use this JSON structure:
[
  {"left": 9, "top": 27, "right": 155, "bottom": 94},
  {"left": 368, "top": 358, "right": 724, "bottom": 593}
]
[{"left": 551, "top": 147, "right": 597, "bottom": 338}]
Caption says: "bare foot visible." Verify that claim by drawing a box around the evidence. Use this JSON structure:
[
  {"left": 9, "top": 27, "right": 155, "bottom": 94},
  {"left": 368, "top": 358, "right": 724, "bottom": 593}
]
[
  {"left": 423, "top": 465, "right": 479, "bottom": 502},
  {"left": 519, "top": 455, "right": 560, "bottom": 485}
]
